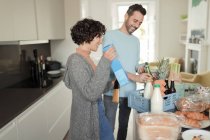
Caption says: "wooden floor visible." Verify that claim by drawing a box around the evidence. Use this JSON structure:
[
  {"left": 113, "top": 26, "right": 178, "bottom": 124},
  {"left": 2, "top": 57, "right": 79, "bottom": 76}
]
[{"left": 63, "top": 131, "right": 69, "bottom": 140}]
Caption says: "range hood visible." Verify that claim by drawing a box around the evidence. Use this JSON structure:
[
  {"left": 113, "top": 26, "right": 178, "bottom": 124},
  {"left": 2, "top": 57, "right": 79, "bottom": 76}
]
[{"left": 0, "top": 40, "right": 49, "bottom": 45}]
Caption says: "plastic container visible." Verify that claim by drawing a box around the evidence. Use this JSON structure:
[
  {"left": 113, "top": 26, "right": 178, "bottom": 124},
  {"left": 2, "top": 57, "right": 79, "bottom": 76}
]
[
  {"left": 136, "top": 112, "right": 181, "bottom": 140},
  {"left": 151, "top": 84, "right": 163, "bottom": 113}
]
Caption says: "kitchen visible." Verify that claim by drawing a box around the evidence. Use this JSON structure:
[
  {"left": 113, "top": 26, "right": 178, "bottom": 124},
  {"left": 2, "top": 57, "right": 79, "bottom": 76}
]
[{"left": 0, "top": 0, "right": 210, "bottom": 140}]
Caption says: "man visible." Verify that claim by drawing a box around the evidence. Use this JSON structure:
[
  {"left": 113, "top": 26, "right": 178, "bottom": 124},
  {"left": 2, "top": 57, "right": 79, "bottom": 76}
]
[{"left": 103, "top": 4, "right": 150, "bottom": 140}]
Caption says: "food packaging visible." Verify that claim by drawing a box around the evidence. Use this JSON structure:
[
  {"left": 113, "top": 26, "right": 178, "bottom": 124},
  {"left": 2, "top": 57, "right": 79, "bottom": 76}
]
[
  {"left": 136, "top": 112, "right": 181, "bottom": 140},
  {"left": 175, "top": 93, "right": 210, "bottom": 112},
  {"left": 103, "top": 44, "right": 129, "bottom": 87}
]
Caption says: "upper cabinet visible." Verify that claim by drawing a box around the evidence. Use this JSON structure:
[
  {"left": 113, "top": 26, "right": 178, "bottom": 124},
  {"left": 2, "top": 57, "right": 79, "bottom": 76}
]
[
  {"left": 0, "top": 0, "right": 65, "bottom": 42},
  {"left": 13, "top": 0, "right": 37, "bottom": 40},
  {"left": 35, "top": 0, "right": 65, "bottom": 40},
  {"left": 0, "top": 0, "right": 13, "bottom": 41}
]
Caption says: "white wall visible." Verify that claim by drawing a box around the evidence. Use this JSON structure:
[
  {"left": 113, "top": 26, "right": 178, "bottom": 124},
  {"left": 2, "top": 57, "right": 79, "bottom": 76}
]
[
  {"left": 51, "top": 0, "right": 81, "bottom": 67},
  {"left": 207, "top": 0, "right": 210, "bottom": 70},
  {"left": 51, "top": 0, "right": 210, "bottom": 72},
  {"left": 158, "top": 0, "right": 188, "bottom": 59}
]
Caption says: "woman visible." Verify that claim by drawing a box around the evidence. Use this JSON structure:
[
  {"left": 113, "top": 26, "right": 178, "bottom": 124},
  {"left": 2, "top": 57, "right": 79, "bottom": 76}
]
[{"left": 63, "top": 18, "right": 116, "bottom": 140}]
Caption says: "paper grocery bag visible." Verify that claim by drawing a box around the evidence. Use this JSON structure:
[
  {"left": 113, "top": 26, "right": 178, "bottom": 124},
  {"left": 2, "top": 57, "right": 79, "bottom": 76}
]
[
  {"left": 112, "top": 89, "right": 119, "bottom": 103},
  {"left": 112, "top": 80, "right": 119, "bottom": 103}
]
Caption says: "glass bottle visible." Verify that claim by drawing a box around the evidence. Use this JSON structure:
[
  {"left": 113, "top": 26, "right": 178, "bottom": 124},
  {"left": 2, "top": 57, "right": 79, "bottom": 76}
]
[
  {"left": 144, "top": 62, "right": 153, "bottom": 76},
  {"left": 169, "top": 80, "right": 176, "bottom": 94},
  {"left": 144, "top": 81, "right": 153, "bottom": 99},
  {"left": 164, "top": 79, "right": 170, "bottom": 95},
  {"left": 151, "top": 84, "right": 163, "bottom": 113},
  {"left": 40, "top": 55, "right": 47, "bottom": 88},
  {"left": 33, "top": 49, "right": 41, "bottom": 85}
]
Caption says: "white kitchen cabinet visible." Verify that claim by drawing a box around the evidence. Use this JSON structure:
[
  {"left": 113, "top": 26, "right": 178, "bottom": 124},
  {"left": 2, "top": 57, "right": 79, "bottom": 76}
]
[
  {"left": 35, "top": 0, "right": 65, "bottom": 40},
  {"left": 0, "top": 81, "right": 71, "bottom": 140},
  {"left": 45, "top": 81, "right": 71, "bottom": 140},
  {"left": 0, "top": 121, "right": 18, "bottom": 140},
  {"left": 0, "top": 0, "right": 37, "bottom": 41},
  {"left": 16, "top": 99, "right": 48, "bottom": 140},
  {"left": 0, "top": 0, "right": 65, "bottom": 41},
  {"left": 48, "top": 107, "right": 70, "bottom": 140},
  {"left": 13, "top": 0, "right": 37, "bottom": 40},
  {"left": 0, "top": 0, "right": 15, "bottom": 41}
]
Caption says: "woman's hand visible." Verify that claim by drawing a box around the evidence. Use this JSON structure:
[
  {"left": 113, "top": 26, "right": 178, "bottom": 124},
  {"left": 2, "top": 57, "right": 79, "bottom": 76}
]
[{"left": 103, "top": 47, "right": 116, "bottom": 61}]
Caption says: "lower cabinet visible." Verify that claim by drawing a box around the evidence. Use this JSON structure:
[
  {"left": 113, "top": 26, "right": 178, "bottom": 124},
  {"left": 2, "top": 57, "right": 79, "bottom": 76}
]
[
  {"left": 48, "top": 108, "right": 70, "bottom": 140},
  {"left": 46, "top": 81, "right": 71, "bottom": 140},
  {"left": 17, "top": 99, "right": 48, "bottom": 140},
  {"left": 0, "top": 122, "right": 18, "bottom": 140},
  {"left": 0, "top": 81, "right": 72, "bottom": 140}
]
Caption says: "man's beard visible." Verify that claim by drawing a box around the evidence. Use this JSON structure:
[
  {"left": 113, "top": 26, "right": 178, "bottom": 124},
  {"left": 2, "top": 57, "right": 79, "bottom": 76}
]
[{"left": 125, "top": 21, "right": 137, "bottom": 34}]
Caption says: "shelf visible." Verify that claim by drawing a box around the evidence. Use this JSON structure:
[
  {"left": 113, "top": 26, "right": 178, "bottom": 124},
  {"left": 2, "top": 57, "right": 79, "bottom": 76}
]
[
  {"left": 181, "top": 18, "right": 188, "bottom": 23},
  {"left": 179, "top": 34, "right": 187, "bottom": 45},
  {"left": 185, "top": 43, "right": 207, "bottom": 73}
]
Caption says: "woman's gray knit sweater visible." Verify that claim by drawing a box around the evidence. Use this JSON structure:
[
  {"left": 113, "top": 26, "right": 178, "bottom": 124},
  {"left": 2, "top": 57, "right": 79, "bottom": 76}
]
[{"left": 63, "top": 53, "right": 112, "bottom": 140}]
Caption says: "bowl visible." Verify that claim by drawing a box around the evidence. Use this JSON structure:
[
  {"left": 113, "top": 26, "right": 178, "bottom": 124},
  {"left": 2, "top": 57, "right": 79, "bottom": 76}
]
[{"left": 136, "top": 112, "right": 181, "bottom": 140}]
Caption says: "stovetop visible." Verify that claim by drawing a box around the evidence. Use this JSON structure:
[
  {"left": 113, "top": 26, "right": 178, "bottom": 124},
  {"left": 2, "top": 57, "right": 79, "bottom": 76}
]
[{"left": 8, "top": 78, "right": 53, "bottom": 89}]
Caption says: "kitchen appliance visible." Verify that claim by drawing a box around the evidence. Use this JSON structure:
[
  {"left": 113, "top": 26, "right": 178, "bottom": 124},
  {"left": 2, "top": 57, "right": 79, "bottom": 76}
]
[{"left": 8, "top": 78, "right": 52, "bottom": 88}]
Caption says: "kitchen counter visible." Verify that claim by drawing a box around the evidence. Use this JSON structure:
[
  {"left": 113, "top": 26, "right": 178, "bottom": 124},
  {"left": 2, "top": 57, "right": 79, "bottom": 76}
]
[{"left": 0, "top": 76, "right": 63, "bottom": 129}]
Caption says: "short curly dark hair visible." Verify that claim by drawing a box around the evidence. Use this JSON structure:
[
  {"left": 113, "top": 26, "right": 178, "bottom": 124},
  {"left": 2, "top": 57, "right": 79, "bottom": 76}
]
[{"left": 70, "top": 18, "right": 106, "bottom": 45}]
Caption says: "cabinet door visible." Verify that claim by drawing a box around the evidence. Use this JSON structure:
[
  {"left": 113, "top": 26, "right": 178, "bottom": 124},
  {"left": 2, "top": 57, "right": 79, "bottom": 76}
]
[
  {"left": 35, "top": 0, "right": 65, "bottom": 40},
  {"left": 48, "top": 107, "right": 70, "bottom": 140},
  {"left": 17, "top": 99, "right": 48, "bottom": 140},
  {"left": 45, "top": 82, "right": 71, "bottom": 130},
  {"left": 0, "top": 121, "right": 18, "bottom": 140},
  {"left": 0, "top": 0, "right": 14, "bottom": 41},
  {"left": 13, "top": 0, "right": 37, "bottom": 40},
  {"left": 0, "top": 0, "right": 37, "bottom": 41},
  {"left": 45, "top": 82, "right": 71, "bottom": 140}
]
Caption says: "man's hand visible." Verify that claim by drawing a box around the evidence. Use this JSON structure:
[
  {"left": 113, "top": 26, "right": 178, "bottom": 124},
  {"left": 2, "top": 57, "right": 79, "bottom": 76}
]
[
  {"left": 127, "top": 72, "right": 152, "bottom": 83},
  {"left": 138, "top": 73, "right": 153, "bottom": 83}
]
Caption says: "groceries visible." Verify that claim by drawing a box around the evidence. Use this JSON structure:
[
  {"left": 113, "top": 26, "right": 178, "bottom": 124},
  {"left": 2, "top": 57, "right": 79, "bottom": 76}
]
[
  {"left": 175, "top": 111, "right": 209, "bottom": 128},
  {"left": 128, "top": 89, "right": 179, "bottom": 112},
  {"left": 175, "top": 91, "right": 210, "bottom": 128},
  {"left": 136, "top": 112, "right": 181, "bottom": 140},
  {"left": 175, "top": 93, "right": 210, "bottom": 112},
  {"left": 144, "top": 81, "right": 153, "bottom": 99},
  {"left": 151, "top": 84, "right": 163, "bottom": 113},
  {"left": 103, "top": 44, "right": 129, "bottom": 86}
]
